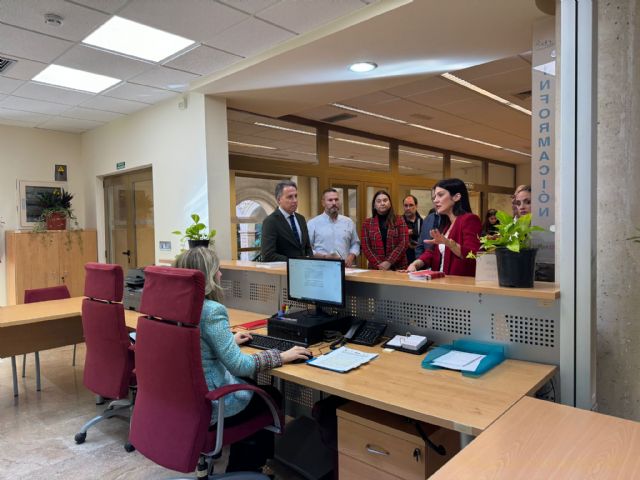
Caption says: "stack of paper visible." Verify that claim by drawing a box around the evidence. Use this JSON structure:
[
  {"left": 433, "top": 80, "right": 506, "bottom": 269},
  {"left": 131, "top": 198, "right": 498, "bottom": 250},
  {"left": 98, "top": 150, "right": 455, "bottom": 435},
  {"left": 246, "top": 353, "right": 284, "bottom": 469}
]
[
  {"left": 256, "top": 262, "right": 287, "bottom": 269},
  {"left": 431, "top": 350, "right": 486, "bottom": 372},
  {"left": 386, "top": 334, "right": 428, "bottom": 351},
  {"left": 308, "top": 346, "right": 378, "bottom": 373}
]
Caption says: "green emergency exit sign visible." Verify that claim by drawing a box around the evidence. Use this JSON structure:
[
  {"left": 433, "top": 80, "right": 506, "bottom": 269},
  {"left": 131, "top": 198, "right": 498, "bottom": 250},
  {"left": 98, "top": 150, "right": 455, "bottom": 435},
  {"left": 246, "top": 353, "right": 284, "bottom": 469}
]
[{"left": 116, "top": 162, "right": 125, "bottom": 170}]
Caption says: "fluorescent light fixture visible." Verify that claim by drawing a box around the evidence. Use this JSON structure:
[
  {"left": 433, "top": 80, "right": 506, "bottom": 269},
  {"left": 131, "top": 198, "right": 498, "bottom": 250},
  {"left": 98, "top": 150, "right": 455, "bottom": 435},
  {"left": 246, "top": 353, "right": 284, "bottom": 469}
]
[
  {"left": 83, "top": 16, "right": 195, "bottom": 62},
  {"left": 254, "top": 122, "right": 316, "bottom": 136},
  {"left": 334, "top": 137, "right": 388, "bottom": 150},
  {"left": 331, "top": 103, "right": 531, "bottom": 157},
  {"left": 32, "top": 64, "right": 120, "bottom": 93},
  {"left": 441, "top": 72, "right": 532, "bottom": 116},
  {"left": 398, "top": 149, "right": 442, "bottom": 160},
  {"left": 228, "top": 140, "right": 276, "bottom": 150},
  {"left": 349, "top": 62, "right": 377, "bottom": 73},
  {"left": 451, "top": 158, "right": 473, "bottom": 164}
]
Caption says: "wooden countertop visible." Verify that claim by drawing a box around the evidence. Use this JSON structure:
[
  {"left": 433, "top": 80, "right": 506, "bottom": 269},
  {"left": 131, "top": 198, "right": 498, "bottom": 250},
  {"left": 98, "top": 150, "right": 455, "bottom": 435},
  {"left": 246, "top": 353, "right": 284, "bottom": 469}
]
[
  {"left": 430, "top": 396, "right": 640, "bottom": 479},
  {"left": 220, "top": 260, "right": 560, "bottom": 300}
]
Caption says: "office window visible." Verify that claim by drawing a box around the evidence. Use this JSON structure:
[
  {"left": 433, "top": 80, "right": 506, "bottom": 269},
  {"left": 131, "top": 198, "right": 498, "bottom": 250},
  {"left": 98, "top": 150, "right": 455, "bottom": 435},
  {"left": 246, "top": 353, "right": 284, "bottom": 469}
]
[
  {"left": 329, "top": 132, "right": 389, "bottom": 171},
  {"left": 488, "top": 163, "right": 515, "bottom": 188},
  {"left": 227, "top": 110, "right": 318, "bottom": 164},
  {"left": 451, "top": 156, "right": 483, "bottom": 184},
  {"left": 488, "top": 192, "right": 514, "bottom": 216},
  {"left": 398, "top": 146, "right": 443, "bottom": 179}
]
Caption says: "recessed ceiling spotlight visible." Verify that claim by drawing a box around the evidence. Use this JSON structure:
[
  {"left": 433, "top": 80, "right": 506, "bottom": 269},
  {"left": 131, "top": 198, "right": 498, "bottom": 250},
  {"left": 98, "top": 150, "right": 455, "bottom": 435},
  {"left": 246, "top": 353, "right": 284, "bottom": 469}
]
[
  {"left": 349, "top": 62, "right": 377, "bottom": 73},
  {"left": 44, "top": 13, "right": 63, "bottom": 27}
]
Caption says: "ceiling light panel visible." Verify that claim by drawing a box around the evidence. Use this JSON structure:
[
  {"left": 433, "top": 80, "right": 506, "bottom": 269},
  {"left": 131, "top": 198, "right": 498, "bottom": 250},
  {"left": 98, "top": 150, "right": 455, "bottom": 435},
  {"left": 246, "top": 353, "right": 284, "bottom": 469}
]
[
  {"left": 82, "top": 16, "right": 195, "bottom": 62},
  {"left": 32, "top": 65, "right": 120, "bottom": 93}
]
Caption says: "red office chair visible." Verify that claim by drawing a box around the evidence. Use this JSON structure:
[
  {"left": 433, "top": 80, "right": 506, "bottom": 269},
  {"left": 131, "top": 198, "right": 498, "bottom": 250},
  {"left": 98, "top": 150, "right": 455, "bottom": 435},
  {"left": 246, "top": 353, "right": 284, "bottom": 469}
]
[
  {"left": 129, "top": 266, "right": 283, "bottom": 478},
  {"left": 11, "top": 285, "right": 72, "bottom": 396},
  {"left": 74, "top": 263, "right": 135, "bottom": 446}
]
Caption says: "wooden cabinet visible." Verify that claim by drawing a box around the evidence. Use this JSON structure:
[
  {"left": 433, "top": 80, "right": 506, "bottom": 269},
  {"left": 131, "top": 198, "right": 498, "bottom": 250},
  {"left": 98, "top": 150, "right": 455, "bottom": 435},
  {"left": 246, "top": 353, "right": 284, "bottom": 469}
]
[
  {"left": 5, "top": 230, "right": 98, "bottom": 305},
  {"left": 337, "top": 402, "right": 460, "bottom": 479}
]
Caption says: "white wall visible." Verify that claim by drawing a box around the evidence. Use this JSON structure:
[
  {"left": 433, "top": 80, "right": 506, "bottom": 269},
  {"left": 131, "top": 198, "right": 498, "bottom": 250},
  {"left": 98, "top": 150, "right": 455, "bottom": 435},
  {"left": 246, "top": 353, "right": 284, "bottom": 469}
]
[
  {"left": 0, "top": 125, "right": 85, "bottom": 306},
  {"left": 81, "top": 92, "right": 231, "bottom": 264}
]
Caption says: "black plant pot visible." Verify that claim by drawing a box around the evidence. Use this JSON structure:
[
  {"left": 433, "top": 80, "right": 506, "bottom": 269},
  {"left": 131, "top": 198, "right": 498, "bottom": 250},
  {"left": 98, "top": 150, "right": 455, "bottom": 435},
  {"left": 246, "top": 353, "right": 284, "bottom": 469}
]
[
  {"left": 495, "top": 248, "right": 537, "bottom": 288},
  {"left": 188, "top": 239, "right": 210, "bottom": 249}
]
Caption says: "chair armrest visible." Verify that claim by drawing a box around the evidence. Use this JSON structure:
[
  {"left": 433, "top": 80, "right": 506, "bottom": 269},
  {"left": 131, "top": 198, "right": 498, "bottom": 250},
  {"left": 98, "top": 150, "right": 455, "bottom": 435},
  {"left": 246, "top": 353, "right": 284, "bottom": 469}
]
[{"left": 205, "top": 383, "right": 273, "bottom": 402}]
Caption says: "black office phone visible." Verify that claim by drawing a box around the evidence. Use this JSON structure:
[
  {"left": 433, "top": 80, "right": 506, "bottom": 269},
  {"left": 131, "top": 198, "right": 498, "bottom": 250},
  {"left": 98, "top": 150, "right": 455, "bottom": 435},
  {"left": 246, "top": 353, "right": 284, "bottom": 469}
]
[{"left": 343, "top": 318, "right": 387, "bottom": 346}]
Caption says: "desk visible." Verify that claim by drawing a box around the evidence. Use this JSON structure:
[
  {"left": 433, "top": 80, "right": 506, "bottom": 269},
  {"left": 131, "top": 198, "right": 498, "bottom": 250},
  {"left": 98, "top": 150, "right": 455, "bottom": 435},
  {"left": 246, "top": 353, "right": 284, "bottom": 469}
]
[{"left": 430, "top": 396, "right": 640, "bottom": 479}]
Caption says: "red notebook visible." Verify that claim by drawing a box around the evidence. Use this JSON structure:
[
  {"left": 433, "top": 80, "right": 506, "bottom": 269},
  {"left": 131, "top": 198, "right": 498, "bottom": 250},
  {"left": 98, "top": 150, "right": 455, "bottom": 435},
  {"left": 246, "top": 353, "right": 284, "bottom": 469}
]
[
  {"left": 407, "top": 270, "right": 445, "bottom": 280},
  {"left": 236, "top": 318, "right": 268, "bottom": 330}
]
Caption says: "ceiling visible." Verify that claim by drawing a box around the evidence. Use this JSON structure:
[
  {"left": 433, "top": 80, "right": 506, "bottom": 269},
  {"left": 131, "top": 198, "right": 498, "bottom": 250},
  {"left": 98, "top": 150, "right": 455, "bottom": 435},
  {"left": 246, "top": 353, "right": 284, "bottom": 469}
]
[{"left": 0, "top": 0, "right": 550, "bottom": 165}]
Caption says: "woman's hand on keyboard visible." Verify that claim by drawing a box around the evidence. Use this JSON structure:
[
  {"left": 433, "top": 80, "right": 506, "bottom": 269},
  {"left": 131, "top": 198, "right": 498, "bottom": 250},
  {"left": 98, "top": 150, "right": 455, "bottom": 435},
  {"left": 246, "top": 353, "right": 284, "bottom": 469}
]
[
  {"left": 280, "top": 346, "right": 313, "bottom": 364},
  {"left": 234, "top": 332, "right": 253, "bottom": 345}
]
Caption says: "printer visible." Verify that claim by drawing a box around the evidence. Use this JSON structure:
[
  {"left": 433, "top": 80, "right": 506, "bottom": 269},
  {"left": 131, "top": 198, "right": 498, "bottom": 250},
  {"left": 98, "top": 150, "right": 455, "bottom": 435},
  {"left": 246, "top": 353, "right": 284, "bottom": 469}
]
[{"left": 123, "top": 268, "right": 145, "bottom": 311}]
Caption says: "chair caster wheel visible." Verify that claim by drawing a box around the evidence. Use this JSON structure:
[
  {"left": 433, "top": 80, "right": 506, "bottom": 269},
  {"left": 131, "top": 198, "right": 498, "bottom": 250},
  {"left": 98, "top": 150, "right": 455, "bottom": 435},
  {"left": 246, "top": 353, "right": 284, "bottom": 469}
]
[
  {"left": 124, "top": 442, "right": 135, "bottom": 452},
  {"left": 75, "top": 432, "right": 86, "bottom": 444}
]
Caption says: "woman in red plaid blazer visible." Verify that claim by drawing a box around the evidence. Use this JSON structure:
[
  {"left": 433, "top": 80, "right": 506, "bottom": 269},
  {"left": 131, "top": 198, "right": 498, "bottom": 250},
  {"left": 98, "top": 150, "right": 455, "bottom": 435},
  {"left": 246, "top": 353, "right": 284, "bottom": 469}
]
[{"left": 361, "top": 190, "right": 409, "bottom": 270}]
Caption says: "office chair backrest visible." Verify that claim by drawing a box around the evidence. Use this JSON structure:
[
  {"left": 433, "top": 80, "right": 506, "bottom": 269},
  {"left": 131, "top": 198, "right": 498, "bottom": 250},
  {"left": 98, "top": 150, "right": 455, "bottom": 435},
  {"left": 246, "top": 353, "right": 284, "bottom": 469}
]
[
  {"left": 82, "top": 262, "right": 131, "bottom": 399},
  {"left": 24, "top": 285, "right": 71, "bottom": 303},
  {"left": 130, "top": 265, "right": 207, "bottom": 473}
]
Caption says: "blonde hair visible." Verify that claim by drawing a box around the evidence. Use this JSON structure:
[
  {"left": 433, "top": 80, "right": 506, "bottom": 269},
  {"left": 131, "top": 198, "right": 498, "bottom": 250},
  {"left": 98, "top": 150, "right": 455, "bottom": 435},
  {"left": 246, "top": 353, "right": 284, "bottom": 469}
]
[{"left": 174, "top": 247, "right": 224, "bottom": 302}]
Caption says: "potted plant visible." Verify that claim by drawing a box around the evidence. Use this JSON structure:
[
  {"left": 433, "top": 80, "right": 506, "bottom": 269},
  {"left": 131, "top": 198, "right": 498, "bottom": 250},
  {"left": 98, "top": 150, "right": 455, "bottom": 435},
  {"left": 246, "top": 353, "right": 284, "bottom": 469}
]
[
  {"left": 471, "top": 210, "right": 544, "bottom": 288},
  {"left": 36, "top": 189, "right": 76, "bottom": 231},
  {"left": 173, "top": 214, "right": 216, "bottom": 249}
]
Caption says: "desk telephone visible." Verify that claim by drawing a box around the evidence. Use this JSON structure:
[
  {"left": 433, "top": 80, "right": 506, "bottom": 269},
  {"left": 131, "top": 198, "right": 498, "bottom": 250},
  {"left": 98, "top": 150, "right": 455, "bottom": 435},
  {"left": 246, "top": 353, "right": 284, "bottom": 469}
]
[{"left": 341, "top": 317, "right": 387, "bottom": 347}]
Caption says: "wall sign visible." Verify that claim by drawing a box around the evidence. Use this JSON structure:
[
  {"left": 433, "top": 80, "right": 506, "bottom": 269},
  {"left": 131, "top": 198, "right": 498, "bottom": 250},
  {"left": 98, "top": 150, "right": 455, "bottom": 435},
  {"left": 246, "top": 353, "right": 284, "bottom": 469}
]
[
  {"left": 116, "top": 162, "right": 125, "bottom": 170},
  {"left": 55, "top": 164, "right": 67, "bottom": 181}
]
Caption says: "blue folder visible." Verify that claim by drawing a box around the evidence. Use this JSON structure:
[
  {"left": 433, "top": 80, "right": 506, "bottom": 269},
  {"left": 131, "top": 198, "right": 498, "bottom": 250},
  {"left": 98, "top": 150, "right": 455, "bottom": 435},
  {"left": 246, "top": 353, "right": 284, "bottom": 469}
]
[{"left": 421, "top": 339, "right": 505, "bottom": 377}]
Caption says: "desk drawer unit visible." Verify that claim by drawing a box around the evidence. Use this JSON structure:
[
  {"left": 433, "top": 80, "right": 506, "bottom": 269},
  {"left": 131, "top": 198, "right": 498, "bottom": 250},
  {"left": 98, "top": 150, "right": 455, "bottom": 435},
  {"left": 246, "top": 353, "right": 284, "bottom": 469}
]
[{"left": 337, "top": 402, "right": 459, "bottom": 479}]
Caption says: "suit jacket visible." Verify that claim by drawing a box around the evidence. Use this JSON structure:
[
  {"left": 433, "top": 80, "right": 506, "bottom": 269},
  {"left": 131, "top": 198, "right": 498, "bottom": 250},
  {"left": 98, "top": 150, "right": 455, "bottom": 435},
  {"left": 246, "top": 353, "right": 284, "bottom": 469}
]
[
  {"left": 361, "top": 215, "right": 409, "bottom": 270},
  {"left": 260, "top": 210, "right": 313, "bottom": 262},
  {"left": 417, "top": 212, "right": 481, "bottom": 277}
]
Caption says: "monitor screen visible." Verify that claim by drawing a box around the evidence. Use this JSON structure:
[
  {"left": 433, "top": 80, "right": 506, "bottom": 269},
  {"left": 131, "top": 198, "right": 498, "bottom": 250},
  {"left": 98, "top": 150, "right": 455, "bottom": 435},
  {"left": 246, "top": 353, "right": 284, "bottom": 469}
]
[{"left": 287, "top": 257, "right": 345, "bottom": 308}]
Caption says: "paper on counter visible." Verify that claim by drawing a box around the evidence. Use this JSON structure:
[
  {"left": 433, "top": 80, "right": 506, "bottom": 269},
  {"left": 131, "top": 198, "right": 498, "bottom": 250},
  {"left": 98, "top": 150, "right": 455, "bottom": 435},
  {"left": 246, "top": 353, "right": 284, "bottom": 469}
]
[
  {"left": 345, "top": 268, "right": 368, "bottom": 274},
  {"left": 256, "top": 262, "right": 287, "bottom": 269},
  {"left": 431, "top": 350, "right": 486, "bottom": 372},
  {"left": 308, "top": 346, "right": 378, "bottom": 373}
]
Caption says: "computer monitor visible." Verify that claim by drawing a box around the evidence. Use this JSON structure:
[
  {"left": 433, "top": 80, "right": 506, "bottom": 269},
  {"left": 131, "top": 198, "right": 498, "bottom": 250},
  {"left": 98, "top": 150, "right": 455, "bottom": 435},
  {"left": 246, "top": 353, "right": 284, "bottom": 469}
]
[{"left": 287, "top": 257, "right": 345, "bottom": 316}]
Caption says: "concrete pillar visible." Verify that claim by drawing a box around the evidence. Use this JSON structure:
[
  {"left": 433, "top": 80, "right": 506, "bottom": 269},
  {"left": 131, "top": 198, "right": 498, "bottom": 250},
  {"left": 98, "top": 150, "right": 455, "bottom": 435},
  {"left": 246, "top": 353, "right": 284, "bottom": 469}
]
[{"left": 596, "top": 0, "right": 640, "bottom": 419}]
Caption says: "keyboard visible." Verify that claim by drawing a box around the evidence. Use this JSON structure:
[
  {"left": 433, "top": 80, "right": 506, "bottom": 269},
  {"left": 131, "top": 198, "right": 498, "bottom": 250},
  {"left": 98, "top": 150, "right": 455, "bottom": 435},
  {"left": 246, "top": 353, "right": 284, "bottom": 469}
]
[{"left": 246, "top": 333, "right": 308, "bottom": 352}]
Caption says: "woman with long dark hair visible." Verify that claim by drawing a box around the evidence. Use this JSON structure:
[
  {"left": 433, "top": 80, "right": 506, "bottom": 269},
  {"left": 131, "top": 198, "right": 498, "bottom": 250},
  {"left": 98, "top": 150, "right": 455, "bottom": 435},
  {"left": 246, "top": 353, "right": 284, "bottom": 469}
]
[
  {"left": 360, "top": 190, "right": 409, "bottom": 270},
  {"left": 482, "top": 208, "right": 499, "bottom": 236},
  {"left": 406, "top": 178, "right": 481, "bottom": 276}
]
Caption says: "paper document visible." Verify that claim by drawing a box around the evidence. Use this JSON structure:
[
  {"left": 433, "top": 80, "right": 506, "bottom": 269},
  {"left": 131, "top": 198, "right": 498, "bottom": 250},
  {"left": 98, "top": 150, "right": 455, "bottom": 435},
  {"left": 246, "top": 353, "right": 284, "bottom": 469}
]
[
  {"left": 256, "top": 262, "right": 287, "bottom": 269},
  {"left": 345, "top": 268, "right": 368, "bottom": 274},
  {"left": 431, "top": 350, "right": 486, "bottom": 372},
  {"left": 386, "top": 334, "right": 427, "bottom": 351},
  {"left": 308, "top": 346, "right": 378, "bottom": 373}
]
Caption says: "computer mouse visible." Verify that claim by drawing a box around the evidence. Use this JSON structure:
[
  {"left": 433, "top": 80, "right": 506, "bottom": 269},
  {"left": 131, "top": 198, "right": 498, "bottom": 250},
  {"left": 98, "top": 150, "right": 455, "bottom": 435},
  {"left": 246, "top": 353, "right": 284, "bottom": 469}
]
[{"left": 293, "top": 355, "right": 313, "bottom": 364}]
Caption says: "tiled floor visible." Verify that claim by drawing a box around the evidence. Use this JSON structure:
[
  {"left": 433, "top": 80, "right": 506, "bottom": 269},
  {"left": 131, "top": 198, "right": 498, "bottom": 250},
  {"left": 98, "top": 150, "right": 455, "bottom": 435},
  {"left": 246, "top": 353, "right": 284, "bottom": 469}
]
[{"left": 0, "top": 345, "right": 303, "bottom": 480}]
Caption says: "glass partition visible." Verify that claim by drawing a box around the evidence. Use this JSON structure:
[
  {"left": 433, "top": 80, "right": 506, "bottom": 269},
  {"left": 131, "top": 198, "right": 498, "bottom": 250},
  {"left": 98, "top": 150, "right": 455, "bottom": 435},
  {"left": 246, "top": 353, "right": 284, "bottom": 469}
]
[
  {"left": 488, "top": 163, "right": 515, "bottom": 188},
  {"left": 398, "top": 146, "right": 443, "bottom": 179},
  {"left": 451, "top": 156, "right": 483, "bottom": 184},
  {"left": 329, "top": 132, "right": 389, "bottom": 171}
]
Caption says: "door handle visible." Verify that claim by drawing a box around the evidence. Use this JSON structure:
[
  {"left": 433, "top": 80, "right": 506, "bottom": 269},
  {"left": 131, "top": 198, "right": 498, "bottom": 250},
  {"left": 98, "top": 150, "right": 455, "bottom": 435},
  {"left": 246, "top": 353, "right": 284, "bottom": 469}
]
[
  {"left": 365, "top": 444, "right": 390, "bottom": 456},
  {"left": 122, "top": 250, "right": 131, "bottom": 264}
]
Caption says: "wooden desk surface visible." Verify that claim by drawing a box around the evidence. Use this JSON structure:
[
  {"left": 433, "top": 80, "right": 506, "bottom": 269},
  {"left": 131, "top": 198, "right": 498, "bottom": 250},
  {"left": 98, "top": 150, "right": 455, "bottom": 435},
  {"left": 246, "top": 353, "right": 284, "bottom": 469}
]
[
  {"left": 431, "top": 396, "right": 640, "bottom": 479},
  {"left": 220, "top": 260, "right": 560, "bottom": 300}
]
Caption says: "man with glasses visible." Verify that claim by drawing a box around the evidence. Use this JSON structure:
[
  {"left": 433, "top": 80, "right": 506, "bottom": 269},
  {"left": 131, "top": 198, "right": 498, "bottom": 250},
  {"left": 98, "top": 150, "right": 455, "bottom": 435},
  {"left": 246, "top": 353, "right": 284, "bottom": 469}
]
[{"left": 402, "top": 195, "right": 423, "bottom": 264}]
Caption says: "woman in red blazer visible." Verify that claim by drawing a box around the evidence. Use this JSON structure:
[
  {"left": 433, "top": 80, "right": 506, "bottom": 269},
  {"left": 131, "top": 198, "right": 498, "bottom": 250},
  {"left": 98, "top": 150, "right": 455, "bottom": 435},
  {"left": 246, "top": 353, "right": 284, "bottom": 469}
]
[
  {"left": 406, "top": 179, "right": 481, "bottom": 277},
  {"left": 361, "top": 190, "right": 409, "bottom": 270}
]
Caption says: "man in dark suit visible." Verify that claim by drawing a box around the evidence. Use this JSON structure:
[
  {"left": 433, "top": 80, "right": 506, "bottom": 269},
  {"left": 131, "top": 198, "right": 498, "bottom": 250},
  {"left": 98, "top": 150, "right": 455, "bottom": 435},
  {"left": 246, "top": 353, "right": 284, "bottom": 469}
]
[{"left": 260, "top": 180, "right": 313, "bottom": 262}]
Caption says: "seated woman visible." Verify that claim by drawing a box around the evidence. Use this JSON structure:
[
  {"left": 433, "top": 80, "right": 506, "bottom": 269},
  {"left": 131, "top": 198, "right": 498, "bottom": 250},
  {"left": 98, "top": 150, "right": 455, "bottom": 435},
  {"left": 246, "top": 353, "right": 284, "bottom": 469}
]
[
  {"left": 174, "top": 247, "right": 311, "bottom": 472},
  {"left": 361, "top": 190, "right": 409, "bottom": 270},
  {"left": 406, "top": 178, "right": 481, "bottom": 277}
]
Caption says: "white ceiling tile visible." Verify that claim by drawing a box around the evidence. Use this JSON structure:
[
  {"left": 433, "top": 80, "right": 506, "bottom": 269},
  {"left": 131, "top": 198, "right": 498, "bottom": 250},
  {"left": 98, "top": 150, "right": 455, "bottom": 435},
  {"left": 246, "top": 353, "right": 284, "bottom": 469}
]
[
  {"left": 0, "top": 53, "right": 47, "bottom": 80},
  {"left": 70, "top": 0, "right": 130, "bottom": 14},
  {"left": 130, "top": 66, "right": 199, "bottom": 91},
  {"left": 206, "top": 18, "right": 295, "bottom": 58},
  {"left": 56, "top": 45, "right": 152, "bottom": 79},
  {"left": 0, "top": 0, "right": 110, "bottom": 42},
  {"left": 0, "top": 96, "right": 70, "bottom": 115},
  {"left": 166, "top": 45, "right": 242, "bottom": 76},
  {"left": 38, "top": 116, "right": 104, "bottom": 132},
  {"left": 218, "top": 0, "right": 281, "bottom": 15},
  {"left": 13, "top": 82, "right": 95, "bottom": 106},
  {"left": 120, "top": 0, "right": 247, "bottom": 44},
  {"left": 0, "top": 76, "right": 24, "bottom": 94},
  {"left": 61, "top": 106, "right": 125, "bottom": 122},
  {"left": 257, "top": 0, "right": 366, "bottom": 34},
  {"left": 80, "top": 95, "right": 149, "bottom": 114},
  {"left": 0, "top": 23, "right": 74, "bottom": 63},
  {"left": 104, "top": 82, "right": 177, "bottom": 104}
]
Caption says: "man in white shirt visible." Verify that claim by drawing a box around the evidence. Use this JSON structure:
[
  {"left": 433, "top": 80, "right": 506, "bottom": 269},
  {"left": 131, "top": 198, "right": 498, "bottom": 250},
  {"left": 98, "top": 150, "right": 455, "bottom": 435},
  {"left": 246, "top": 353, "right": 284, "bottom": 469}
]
[{"left": 308, "top": 188, "right": 360, "bottom": 267}]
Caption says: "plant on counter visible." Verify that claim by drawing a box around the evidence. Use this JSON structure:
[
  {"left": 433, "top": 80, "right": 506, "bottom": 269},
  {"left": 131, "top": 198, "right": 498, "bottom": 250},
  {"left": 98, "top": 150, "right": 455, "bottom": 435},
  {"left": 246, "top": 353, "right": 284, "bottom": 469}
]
[
  {"left": 172, "top": 213, "right": 216, "bottom": 249},
  {"left": 34, "top": 188, "right": 78, "bottom": 231},
  {"left": 468, "top": 210, "right": 545, "bottom": 288}
]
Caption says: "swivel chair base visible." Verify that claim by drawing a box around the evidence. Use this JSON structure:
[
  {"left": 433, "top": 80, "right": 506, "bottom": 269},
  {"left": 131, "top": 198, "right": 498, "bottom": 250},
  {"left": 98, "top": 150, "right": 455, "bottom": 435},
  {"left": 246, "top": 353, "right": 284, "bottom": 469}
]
[{"left": 74, "top": 398, "right": 132, "bottom": 445}]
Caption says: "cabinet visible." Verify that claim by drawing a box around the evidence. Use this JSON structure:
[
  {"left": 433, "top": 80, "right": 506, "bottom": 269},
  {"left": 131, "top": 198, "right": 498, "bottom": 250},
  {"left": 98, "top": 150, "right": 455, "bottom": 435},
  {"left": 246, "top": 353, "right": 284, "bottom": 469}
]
[
  {"left": 5, "top": 230, "right": 98, "bottom": 305},
  {"left": 337, "top": 402, "right": 460, "bottom": 479}
]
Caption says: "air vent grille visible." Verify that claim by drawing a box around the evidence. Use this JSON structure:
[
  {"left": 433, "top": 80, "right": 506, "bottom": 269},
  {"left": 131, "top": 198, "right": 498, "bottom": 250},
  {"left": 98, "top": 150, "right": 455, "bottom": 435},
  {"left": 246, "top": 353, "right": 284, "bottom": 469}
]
[
  {"left": 0, "top": 57, "right": 17, "bottom": 73},
  {"left": 320, "top": 113, "right": 357, "bottom": 123}
]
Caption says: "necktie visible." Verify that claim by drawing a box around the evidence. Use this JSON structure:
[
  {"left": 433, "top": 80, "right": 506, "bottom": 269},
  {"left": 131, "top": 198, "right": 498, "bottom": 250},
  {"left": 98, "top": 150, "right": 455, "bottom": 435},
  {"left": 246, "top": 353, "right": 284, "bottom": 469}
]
[{"left": 288, "top": 214, "right": 301, "bottom": 245}]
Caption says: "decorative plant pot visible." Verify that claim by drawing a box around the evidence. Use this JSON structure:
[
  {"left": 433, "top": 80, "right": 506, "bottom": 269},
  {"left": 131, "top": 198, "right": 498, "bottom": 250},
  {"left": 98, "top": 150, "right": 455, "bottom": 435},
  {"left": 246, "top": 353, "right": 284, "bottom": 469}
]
[
  {"left": 495, "top": 247, "right": 537, "bottom": 288},
  {"left": 188, "top": 239, "right": 210, "bottom": 249},
  {"left": 46, "top": 212, "right": 67, "bottom": 230}
]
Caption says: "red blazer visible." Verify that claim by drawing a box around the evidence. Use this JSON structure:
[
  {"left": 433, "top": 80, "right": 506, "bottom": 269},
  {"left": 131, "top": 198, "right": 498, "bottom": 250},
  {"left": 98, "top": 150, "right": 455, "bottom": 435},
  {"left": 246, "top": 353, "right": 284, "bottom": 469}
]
[
  {"left": 361, "top": 215, "right": 409, "bottom": 270},
  {"left": 418, "top": 213, "right": 481, "bottom": 277}
]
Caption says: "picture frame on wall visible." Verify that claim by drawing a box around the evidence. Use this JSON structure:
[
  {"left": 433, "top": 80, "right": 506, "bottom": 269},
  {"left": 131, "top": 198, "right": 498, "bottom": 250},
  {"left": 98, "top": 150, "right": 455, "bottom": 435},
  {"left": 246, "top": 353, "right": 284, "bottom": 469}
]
[{"left": 18, "top": 180, "right": 67, "bottom": 228}]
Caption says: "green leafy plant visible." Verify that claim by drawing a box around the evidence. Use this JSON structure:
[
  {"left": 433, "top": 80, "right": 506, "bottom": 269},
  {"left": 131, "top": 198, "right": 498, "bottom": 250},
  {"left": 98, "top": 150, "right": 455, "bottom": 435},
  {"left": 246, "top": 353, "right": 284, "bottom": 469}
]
[
  {"left": 468, "top": 210, "right": 544, "bottom": 258},
  {"left": 172, "top": 214, "right": 216, "bottom": 242}
]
